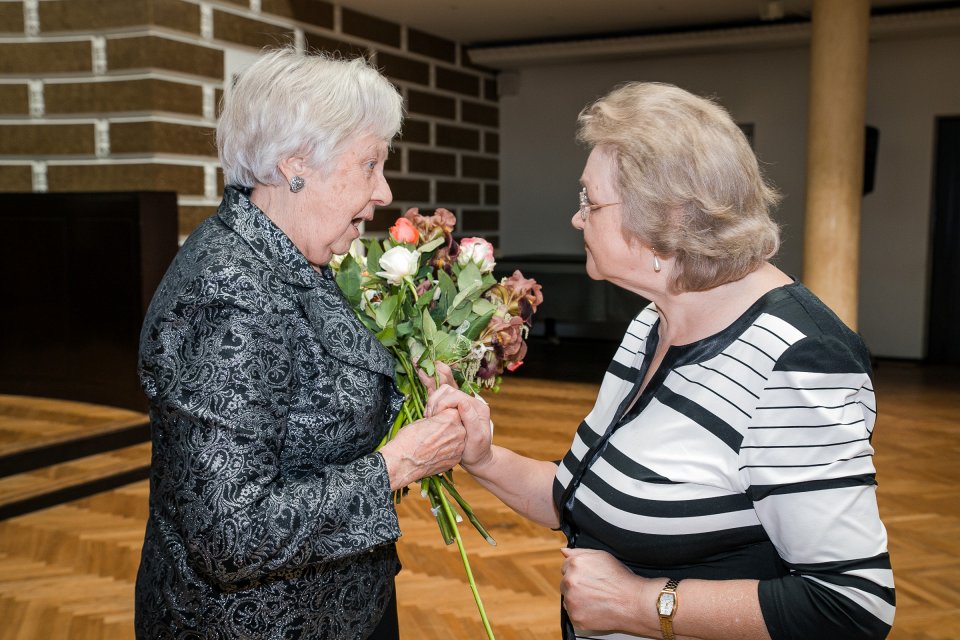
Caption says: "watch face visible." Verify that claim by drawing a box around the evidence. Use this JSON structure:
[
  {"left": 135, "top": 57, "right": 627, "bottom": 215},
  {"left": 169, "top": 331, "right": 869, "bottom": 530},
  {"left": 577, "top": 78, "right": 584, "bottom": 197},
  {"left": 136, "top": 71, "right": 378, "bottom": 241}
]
[{"left": 658, "top": 592, "right": 676, "bottom": 616}]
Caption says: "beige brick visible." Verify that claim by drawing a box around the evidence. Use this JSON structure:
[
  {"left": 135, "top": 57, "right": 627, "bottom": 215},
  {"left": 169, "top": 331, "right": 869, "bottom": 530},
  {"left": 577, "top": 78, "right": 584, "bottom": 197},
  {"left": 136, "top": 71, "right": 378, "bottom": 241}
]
[
  {"left": 304, "top": 31, "right": 368, "bottom": 59},
  {"left": 38, "top": 0, "right": 200, "bottom": 34},
  {"left": 48, "top": 163, "right": 206, "bottom": 195},
  {"left": 45, "top": 79, "right": 203, "bottom": 116},
  {"left": 462, "top": 155, "right": 498, "bottom": 179},
  {"left": 461, "top": 209, "right": 499, "bottom": 232},
  {"left": 107, "top": 36, "right": 224, "bottom": 80},
  {"left": 178, "top": 204, "right": 217, "bottom": 236},
  {"left": 0, "top": 165, "right": 34, "bottom": 192},
  {"left": 341, "top": 8, "right": 399, "bottom": 48},
  {"left": 0, "top": 41, "right": 93, "bottom": 74},
  {"left": 0, "top": 84, "right": 30, "bottom": 115},
  {"left": 0, "top": 2, "right": 24, "bottom": 34},
  {"left": 407, "top": 28, "right": 456, "bottom": 64},
  {"left": 0, "top": 123, "right": 95, "bottom": 155},
  {"left": 111, "top": 121, "right": 217, "bottom": 156},
  {"left": 261, "top": 0, "right": 333, "bottom": 29},
  {"left": 436, "top": 180, "right": 479, "bottom": 204},
  {"left": 214, "top": 10, "right": 294, "bottom": 49}
]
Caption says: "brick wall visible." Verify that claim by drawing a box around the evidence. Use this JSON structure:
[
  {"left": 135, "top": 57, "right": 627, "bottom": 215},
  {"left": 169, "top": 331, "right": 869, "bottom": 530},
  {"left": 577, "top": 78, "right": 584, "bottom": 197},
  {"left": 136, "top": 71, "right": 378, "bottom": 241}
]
[{"left": 0, "top": 0, "right": 499, "bottom": 240}]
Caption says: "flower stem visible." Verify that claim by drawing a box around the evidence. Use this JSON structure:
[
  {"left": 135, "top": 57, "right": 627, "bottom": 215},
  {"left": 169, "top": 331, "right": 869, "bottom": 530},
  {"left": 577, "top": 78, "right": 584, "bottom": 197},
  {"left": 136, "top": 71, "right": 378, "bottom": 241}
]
[{"left": 431, "top": 476, "right": 496, "bottom": 640}]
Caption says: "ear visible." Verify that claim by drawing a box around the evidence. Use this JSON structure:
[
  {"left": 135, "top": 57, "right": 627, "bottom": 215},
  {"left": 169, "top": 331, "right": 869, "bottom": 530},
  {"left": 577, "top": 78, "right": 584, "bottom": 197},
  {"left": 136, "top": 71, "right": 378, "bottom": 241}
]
[{"left": 278, "top": 155, "right": 309, "bottom": 181}]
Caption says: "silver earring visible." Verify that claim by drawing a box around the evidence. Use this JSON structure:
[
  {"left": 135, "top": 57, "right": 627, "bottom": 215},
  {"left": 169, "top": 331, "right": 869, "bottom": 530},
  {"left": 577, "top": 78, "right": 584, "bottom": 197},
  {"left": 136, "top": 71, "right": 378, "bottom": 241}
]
[
  {"left": 653, "top": 254, "right": 661, "bottom": 273},
  {"left": 289, "top": 176, "right": 305, "bottom": 193}
]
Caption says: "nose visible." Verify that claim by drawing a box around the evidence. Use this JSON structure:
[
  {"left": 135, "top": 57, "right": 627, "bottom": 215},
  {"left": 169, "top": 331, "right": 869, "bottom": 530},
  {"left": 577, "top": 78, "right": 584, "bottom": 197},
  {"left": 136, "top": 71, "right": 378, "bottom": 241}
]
[
  {"left": 571, "top": 210, "right": 584, "bottom": 231},
  {"left": 374, "top": 170, "right": 393, "bottom": 206}
]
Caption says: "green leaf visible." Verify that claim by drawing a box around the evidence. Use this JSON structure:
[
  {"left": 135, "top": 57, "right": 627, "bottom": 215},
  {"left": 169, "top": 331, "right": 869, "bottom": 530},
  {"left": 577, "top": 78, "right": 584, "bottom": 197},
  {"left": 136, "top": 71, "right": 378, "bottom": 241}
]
[
  {"left": 376, "top": 325, "right": 398, "bottom": 347},
  {"left": 358, "top": 312, "right": 380, "bottom": 334},
  {"left": 422, "top": 307, "right": 438, "bottom": 343},
  {"left": 375, "top": 294, "right": 399, "bottom": 328},
  {"left": 449, "top": 280, "right": 482, "bottom": 311},
  {"left": 436, "top": 270, "right": 456, "bottom": 318},
  {"left": 457, "top": 262, "right": 482, "bottom": 294},
  {"left": 418, "top": 235, "right": 446, "bottom": 254},
  {"left": 446, "top": 300, "right": 473, "bottom": 327},
  {"left": 472, "top": 298, "right": 496, "bottom": 316},
  {"left": 464, "top": 308, "right": 496, "bottom": 341},
  {"left": 334, "top": 255, "right": 362, "bottom": 306},
  {"left": 416, "top": 287, "right": 434, "bottom": 309},
  {"left": 419, "top": 356, "right": 436, "bottom": 377},
  {"left": 366, "top": 239, "right": 384, "bottom": 275},
  {"left": 396, "top": 320, "right": 413, "bottom": 337}
]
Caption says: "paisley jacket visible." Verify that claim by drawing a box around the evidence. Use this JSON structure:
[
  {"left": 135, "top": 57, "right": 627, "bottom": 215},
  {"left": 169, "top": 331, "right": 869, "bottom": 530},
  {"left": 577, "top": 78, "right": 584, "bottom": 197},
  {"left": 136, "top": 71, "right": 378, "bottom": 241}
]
[{"left": 135, "top": 186, "right": 404, "bottom": 639}]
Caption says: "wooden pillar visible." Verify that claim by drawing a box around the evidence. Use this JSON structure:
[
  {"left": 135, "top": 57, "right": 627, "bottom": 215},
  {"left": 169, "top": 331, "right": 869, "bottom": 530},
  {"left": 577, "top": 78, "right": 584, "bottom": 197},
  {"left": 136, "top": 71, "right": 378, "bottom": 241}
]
[{"left": 802, "top": 0, "right": 870, "bottom": 330}]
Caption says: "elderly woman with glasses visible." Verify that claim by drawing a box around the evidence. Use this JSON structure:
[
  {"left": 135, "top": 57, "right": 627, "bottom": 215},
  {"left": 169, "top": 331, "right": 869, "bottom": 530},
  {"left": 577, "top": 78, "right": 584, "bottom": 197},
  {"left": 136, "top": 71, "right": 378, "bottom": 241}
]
[
  {"left": 427, "top": 82, "right": 894, "bottom": 640},
  {"left": 134, "top": 48, "right": 467, "bottom": 640}
]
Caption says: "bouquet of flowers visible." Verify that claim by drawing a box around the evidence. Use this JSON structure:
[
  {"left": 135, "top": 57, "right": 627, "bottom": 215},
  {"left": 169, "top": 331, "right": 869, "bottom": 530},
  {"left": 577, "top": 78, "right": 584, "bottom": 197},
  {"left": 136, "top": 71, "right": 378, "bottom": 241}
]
[{"left": 331, "top": 207, "right": 542, "bottom": 639}]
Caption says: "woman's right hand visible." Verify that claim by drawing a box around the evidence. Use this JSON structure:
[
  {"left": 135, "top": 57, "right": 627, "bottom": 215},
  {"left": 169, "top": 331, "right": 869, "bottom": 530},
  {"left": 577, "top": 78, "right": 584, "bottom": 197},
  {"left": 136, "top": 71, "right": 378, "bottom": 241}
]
[
  {"left": 379, "top": 408, "right": 466, "bottom": 491},
  {"left": 425, "top": 385, "right": 493, "bottom": 473}
]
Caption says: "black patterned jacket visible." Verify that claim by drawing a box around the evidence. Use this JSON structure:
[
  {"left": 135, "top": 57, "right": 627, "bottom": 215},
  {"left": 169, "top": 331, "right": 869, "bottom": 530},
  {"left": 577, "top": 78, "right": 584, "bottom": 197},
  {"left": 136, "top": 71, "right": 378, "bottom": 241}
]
[{"left": 135, "top": 186, "right": 404, "bottom": 639}]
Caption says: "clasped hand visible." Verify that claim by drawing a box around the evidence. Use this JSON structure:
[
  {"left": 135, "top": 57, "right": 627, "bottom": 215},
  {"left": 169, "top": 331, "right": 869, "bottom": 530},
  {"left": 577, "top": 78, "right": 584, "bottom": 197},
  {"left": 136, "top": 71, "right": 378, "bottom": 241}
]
[{"left": 420, "top": 363, "right": 493, "bottom": 471}]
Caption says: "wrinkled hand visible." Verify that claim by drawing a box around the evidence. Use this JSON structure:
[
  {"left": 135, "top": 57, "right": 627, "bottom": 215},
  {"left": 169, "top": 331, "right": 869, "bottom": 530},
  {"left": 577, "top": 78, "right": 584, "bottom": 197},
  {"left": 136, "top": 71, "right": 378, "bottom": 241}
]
[
  {"left": 425, "top": 385, "right": 492, "bottom": 471},
  {"left": 560, "top": 548, "right": 645, "bottom": 635},
  {"left": 380, "top": 408, "right": 465, "bottom": 491},
  {"left": 416, "top": 361, "right": 457, "bottom": 392}
]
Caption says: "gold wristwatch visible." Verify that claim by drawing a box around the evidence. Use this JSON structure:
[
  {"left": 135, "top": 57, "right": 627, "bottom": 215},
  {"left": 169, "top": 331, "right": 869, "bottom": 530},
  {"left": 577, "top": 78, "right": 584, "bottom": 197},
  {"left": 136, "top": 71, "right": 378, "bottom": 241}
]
[{"left": 655, "top": 578, "right": 681, "bottom": 640}]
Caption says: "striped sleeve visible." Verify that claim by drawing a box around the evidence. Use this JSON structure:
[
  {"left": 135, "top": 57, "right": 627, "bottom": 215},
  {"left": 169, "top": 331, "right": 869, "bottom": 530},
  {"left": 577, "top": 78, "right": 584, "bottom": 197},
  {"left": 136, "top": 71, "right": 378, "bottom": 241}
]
[{"left": 741, "top": 334, "right": 895, "bottom": 640}]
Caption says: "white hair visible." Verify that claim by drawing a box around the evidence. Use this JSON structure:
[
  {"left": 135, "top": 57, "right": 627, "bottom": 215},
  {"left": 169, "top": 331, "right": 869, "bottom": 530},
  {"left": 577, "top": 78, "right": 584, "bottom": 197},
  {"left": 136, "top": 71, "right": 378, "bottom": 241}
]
[{"left": 217, "top": 47, "right": 404, "bottom": 187}]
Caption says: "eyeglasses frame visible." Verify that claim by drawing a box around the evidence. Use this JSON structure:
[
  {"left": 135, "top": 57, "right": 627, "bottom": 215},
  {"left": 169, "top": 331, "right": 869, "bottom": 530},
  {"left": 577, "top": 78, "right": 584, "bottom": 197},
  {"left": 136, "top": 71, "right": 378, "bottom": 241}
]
[{"left": 578, "top": 186, "right": 620, "bottom": 222}]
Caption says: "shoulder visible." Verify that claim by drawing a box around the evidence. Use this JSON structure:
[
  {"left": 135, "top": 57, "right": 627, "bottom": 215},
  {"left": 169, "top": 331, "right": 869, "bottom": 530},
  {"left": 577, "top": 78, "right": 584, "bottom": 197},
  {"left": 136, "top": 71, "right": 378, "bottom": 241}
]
[
  {"left": 157, "top": 217, "right": 287, "bottom": 317},
  {"left": 761, "top": 284, "right": 872, "bottom": 375}
]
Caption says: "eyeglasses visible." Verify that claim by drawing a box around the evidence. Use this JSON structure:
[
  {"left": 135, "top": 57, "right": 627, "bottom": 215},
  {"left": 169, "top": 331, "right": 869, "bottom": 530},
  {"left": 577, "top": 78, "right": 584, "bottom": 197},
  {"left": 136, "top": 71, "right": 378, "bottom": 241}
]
[{"left": 578, "top": 187, "right": 620, "bottom": 222}]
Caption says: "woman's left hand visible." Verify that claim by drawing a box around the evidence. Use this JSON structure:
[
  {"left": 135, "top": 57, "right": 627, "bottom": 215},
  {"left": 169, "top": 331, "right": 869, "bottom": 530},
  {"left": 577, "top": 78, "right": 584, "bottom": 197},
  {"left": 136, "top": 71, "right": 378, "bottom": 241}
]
[{"left": 560, "top": 548, "right": 648, "bottom": 635}]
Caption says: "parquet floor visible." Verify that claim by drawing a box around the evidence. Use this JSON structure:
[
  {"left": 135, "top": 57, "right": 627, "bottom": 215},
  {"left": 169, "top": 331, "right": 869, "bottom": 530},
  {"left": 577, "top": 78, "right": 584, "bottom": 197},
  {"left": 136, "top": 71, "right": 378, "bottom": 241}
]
[{"left": 0, "top": 363, "right": 957, "bottom": 639}]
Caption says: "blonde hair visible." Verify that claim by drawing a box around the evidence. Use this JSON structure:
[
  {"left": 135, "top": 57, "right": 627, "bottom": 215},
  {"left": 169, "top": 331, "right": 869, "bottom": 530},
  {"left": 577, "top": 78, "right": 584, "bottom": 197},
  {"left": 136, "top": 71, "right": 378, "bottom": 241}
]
[
  {"left": 577, "top": 82, "right": 781, "bottom": 292},
  {"left": 218, "top": 47, "right": 403, "bottom": 187}
]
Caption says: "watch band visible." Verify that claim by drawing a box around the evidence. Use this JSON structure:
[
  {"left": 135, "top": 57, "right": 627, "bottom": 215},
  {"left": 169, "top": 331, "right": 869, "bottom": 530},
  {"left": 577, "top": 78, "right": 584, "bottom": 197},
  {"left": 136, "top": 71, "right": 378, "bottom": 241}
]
[{"left": 656, "top": 578, "right": 681, "bottom": 640}]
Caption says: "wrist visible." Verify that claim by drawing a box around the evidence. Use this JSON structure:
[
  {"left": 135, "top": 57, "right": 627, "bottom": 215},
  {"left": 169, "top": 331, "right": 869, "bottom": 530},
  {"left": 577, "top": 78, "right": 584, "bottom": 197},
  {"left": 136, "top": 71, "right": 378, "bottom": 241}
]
[
  {"left": 380, "top": 446, "right": 415, "bottom": 492},
  {"left": 461, "top": 444, "right": 497, "bottom": 477},
  {"left": 654, "top": 578, "right": 682, "bottom": 640}
]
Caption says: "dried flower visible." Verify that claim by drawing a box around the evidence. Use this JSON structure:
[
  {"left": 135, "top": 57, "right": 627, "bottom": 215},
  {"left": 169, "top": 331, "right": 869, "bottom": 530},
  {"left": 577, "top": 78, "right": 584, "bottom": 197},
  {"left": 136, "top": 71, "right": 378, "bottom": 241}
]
[{"left": 403, "top": 207, "right": 456, "bottom": 241}]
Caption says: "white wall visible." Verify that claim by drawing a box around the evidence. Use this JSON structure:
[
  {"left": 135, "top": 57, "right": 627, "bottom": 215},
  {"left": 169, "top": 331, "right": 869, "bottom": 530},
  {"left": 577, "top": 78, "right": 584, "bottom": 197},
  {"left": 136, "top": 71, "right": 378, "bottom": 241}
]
[{"left": 499, "top": 33, "right": 960, "bottom": 359}]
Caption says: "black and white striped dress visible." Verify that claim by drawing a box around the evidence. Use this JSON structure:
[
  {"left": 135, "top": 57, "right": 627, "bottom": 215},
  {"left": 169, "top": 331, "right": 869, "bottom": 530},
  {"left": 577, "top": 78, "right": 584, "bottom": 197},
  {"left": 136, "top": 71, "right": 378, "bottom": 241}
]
[{"left": 553, "top": 282, "right": 895, "bottom": 640}]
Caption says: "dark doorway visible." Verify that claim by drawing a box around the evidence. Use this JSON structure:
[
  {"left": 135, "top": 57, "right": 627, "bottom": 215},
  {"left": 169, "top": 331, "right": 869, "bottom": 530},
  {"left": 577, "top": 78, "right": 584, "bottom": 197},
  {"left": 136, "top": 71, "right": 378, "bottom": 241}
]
[{"left": 928, "top": 116, "right": 960, "bottom": 364}]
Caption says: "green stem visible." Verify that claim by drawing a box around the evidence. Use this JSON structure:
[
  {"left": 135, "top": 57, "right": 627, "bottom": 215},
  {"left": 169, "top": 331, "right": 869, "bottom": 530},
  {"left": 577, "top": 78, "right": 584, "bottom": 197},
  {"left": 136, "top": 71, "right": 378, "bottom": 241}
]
[
  {"left": 431, "top": 476, "right": 496, "bottom": 640},
  {"left": 438, "top": 475, "right": 496, "bottom": 546}
]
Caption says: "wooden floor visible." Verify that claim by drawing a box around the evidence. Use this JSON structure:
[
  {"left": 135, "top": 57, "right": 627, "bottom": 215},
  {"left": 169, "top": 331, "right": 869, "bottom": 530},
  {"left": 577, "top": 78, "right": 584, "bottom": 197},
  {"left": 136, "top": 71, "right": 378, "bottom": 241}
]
[{"left": 0, "top": 361, "right": 957, "bottom": 639}]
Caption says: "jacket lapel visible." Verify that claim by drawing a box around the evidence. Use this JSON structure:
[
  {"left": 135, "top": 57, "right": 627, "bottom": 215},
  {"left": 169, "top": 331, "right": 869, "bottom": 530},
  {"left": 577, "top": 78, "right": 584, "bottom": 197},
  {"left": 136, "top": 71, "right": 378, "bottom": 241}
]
[{"left": 217, "top": 186, "right": 395, "bottom": 379}]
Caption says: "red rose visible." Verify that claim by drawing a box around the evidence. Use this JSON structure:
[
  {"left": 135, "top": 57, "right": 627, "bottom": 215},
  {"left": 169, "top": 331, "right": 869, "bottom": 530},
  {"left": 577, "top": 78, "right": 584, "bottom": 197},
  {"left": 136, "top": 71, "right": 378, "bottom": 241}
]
[{"left": 389, "top": 217, "right": 420, "bottom": 244}]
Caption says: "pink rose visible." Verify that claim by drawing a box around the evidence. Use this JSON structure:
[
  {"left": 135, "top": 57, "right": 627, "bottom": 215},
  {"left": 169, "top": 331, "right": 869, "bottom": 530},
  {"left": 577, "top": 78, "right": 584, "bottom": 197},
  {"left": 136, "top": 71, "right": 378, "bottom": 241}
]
[{"left": 457, "top": 237, "right": 496, "bottom": 273}]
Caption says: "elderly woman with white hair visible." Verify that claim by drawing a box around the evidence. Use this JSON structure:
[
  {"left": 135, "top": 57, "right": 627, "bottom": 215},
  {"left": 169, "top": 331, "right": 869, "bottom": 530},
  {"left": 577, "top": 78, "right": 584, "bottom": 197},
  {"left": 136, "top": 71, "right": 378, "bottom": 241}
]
[
  {"left": 428, "top": 82, "right": 895, "bottom": 640},
  {"left": 134, "top": 48, "right": 466, "bottom": 640}
]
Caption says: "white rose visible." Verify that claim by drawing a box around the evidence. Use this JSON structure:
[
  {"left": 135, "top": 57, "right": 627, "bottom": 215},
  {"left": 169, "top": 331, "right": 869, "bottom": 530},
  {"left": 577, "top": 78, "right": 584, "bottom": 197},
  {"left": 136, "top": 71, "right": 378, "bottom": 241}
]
[
  {"left": 329, "top": 239, "right": 366, "bottom": 271},
  {"left": 377, "top": 246, "right": 419, "bottom": 284}
]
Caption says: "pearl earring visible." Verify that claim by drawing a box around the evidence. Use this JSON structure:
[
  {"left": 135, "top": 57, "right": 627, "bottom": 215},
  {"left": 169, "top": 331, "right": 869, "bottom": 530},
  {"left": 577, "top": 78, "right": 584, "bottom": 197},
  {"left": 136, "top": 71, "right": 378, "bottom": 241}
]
[{"left": 653, "top": 254, "right": 661, "bottom": 273}]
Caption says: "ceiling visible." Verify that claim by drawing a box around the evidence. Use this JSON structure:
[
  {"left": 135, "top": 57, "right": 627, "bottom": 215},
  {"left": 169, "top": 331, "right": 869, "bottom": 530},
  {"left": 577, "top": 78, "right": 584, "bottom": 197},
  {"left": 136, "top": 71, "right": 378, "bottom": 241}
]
[{"left": 333, "top": 0, "right": 959, "bottom": 47}]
